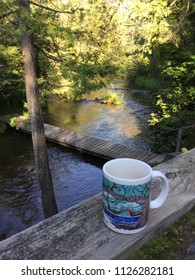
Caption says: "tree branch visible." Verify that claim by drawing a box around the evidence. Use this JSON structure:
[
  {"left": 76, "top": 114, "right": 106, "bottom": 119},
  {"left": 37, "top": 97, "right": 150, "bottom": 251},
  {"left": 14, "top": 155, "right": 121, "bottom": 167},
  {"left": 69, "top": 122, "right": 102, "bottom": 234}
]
[
  {"left": 29, "top": 1, "right": 81, "bottom": 14},
  {"left": 0, "top": 10, "right": 15, "bottom": 20},
  {"left": 34, "top": 44, "right": 60, "bottom": 62}
]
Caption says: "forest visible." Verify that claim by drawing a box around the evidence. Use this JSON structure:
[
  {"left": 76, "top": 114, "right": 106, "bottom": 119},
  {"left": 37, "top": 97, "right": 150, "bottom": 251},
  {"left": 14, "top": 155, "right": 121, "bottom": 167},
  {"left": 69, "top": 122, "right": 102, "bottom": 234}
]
[{"left": 0, "top": 0, "right": 195, "bottom": 152}]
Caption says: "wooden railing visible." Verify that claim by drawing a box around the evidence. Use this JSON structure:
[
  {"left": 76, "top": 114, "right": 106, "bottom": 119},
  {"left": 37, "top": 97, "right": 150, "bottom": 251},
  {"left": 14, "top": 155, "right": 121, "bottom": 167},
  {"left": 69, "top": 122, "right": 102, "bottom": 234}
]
[
  {"left": 153, "top": 124, "right": 195, "bottom": 152},
  {"left": 175, "top": 125, "right": 195, "bottom": 152},
  {"left": 0, "top": 148, "right": 194, "bottom": 259}
]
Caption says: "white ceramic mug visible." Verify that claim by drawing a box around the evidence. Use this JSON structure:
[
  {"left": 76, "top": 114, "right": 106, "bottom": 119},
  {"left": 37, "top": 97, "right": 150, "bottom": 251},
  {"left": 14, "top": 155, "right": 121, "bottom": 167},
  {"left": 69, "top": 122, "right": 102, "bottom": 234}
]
[{"left": 102, "top": 158, "right": 169, "bottom": 234}]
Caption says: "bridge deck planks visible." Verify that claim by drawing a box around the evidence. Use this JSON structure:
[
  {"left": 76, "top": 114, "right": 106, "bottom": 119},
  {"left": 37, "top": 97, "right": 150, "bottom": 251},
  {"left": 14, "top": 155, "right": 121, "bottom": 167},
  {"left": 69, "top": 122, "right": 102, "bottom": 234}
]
[{"left": 0, "top": 114, "right": 166, "bottom": 165}]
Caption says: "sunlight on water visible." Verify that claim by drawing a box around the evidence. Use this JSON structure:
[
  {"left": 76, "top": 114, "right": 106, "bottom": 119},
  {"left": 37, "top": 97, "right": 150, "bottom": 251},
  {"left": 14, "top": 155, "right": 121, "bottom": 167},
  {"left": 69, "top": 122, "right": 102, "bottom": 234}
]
[{"left": 44, "top": 83, "right": 151, "bottom": 150}]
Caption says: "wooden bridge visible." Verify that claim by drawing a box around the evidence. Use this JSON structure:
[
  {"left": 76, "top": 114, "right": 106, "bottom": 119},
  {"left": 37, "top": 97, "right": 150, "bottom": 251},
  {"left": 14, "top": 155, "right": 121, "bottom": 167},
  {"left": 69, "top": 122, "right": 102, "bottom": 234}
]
[{"left": 0, "top": 114, "right": 172, "bottom": 166}]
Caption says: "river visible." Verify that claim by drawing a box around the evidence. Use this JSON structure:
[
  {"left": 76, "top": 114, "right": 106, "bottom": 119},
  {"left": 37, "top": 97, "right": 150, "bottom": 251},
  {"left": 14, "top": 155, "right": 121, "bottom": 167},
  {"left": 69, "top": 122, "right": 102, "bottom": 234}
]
[
  {"left": 44, "top": 80, "right": 151, "bottom": 150},
  {"left": 0, "top": 80, "right": 152, "bottom": 239}
]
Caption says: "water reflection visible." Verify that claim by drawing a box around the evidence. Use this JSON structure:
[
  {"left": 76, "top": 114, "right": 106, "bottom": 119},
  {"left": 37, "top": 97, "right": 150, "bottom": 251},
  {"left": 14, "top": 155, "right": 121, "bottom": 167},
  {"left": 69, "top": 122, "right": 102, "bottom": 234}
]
[
  {"left": 44, "top": 86, "right": 151, "bottom": 150},
  {"left": 0, "top": 130, "right": 105, "bottom": 238},
  {"left": 45, "top": 96, "right": 103, "bottom": 133}
]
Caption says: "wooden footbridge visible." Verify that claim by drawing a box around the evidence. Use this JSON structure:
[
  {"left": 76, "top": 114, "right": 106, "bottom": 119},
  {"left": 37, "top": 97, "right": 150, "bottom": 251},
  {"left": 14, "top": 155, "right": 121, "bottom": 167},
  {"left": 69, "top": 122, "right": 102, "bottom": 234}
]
[{"left": 0, "top": 114, "right": 171, "bottom": 166}]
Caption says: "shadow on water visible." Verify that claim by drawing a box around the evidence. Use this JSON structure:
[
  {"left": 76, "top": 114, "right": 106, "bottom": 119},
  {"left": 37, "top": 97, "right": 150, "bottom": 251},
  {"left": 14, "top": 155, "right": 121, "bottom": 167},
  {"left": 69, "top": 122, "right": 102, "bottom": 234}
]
[{"left": 0, "top": 130, "right": 106, "bottom": 238}]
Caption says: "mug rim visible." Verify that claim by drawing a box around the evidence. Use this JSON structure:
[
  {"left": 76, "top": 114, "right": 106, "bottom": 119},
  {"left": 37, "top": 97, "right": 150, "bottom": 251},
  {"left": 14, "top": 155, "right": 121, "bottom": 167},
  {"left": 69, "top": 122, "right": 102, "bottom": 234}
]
[{"left": 103, "top": 158, "right": 152, "bottom": 185}]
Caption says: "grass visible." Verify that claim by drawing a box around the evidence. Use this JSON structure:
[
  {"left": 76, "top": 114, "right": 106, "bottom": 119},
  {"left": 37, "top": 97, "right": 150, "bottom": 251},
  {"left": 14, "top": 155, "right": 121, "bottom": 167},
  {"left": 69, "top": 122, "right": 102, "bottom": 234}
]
[
  {"left": 100, "top": 91, "right": 124, "bottom": 105},
  {"left": 129, "top": 206, "right": 195, "bottom": 259}
]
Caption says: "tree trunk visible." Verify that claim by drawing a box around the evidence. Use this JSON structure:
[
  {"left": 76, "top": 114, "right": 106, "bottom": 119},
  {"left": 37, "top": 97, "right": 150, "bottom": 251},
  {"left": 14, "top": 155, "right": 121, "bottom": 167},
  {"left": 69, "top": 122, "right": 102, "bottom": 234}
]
[{"left": 18, "top": 0, "right": 58, "bottom": 218}]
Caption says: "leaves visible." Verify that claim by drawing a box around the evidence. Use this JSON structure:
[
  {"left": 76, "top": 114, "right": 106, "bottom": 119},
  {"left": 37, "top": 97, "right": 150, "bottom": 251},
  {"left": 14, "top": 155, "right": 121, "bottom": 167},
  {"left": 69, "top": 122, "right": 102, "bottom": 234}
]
[{"left": 0, "top": 0, "right": 194, "bottom": 149}]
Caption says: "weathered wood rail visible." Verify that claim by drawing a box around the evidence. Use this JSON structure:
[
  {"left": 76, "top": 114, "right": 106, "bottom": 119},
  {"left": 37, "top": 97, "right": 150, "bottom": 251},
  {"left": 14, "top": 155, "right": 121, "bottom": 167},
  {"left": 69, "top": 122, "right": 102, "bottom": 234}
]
[
  {"left": 0, "top": 144, "right": 194, "bottom": 259},
  {"left": 0, "top": 114, "right": 172, "bottom": 166}
]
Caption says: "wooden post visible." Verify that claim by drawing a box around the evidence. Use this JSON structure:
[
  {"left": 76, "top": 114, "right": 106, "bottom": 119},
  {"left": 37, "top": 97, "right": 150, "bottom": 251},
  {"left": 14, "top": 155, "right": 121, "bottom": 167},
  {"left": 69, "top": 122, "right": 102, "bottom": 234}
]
[{"left": 176, "top": 128, "right": 182, "bottom": 152}]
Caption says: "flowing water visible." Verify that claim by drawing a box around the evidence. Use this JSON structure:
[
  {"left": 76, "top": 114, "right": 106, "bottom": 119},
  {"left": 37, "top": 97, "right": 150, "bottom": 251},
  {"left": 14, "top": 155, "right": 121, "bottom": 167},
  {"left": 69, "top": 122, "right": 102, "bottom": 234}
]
[
  {"left": 0, "top": 132, "right": 105, "bottom": 238},
  {"left": 0, "top": 80, "right": 152, "bottom": 239},
  {"left": 44, "top": 80, "right": 151, "bottom": 150}
]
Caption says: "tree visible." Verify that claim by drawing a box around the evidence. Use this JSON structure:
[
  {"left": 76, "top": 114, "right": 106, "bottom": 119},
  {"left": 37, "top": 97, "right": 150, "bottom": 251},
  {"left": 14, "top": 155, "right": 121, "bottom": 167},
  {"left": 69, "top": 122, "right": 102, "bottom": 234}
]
[
  {"left": 28, "top": 0, "right": 123, "bottom": 99},
  {"left": 0, "top": 0, "right": 123, "bottom": 104},
  {"left": 145, "top": 0, "right": 195, "bottom": 152},
  {"left": 18, "top": 0, "right": 58, "bottom": 218},
  {"left": 1, "top": 0, "right": 194, "bottom": 153},
  {"left": 0, "top": 1, "right": 24, "bottom": 108}
]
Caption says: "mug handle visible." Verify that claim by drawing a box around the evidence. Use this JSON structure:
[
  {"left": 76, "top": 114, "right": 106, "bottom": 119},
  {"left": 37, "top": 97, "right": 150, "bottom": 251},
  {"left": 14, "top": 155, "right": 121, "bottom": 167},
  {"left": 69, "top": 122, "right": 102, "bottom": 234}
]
[{"left": 150, "top": 170, "right": 169, "bottom": 209}]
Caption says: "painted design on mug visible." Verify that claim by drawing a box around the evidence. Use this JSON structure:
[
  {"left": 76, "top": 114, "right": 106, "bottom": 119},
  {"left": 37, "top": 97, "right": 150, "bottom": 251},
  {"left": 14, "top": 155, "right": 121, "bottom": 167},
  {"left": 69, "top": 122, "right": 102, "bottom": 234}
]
[{"left": 102, "top": 176, "right": 150, "bottom": 230}]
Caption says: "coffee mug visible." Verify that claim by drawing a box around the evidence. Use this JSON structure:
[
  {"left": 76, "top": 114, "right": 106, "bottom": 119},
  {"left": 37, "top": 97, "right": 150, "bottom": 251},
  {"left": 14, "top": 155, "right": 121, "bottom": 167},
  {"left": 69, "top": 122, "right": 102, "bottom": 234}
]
[{"left": 102, "top": 158, "right": 169, "bottom": 234}]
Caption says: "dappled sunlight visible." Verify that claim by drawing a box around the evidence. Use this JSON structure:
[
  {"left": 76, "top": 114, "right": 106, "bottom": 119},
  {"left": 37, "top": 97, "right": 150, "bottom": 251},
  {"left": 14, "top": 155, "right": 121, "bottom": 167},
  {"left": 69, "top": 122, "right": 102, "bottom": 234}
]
[{"left": 116, "top": 114, "right": 142, "bottom": 139}]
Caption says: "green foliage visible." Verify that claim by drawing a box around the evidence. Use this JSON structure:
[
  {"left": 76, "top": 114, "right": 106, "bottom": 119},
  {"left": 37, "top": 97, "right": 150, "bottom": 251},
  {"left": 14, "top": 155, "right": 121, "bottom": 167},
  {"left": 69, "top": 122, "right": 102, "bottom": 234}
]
[
  {"left": 10, "top": 117, "right": 19, "bottom": 128},
  {"left": 148, "top": 42, "right": 195, "bottom": 152},
  {"left": 135, "top": 76, "right": 160, "bottom": 91},
  {"left": 22, "top": 102, "right": 30, "bottom": 124},
  {"left": 0, "top": 0, "right": 194, "bottom": 154},
  {"left": 0, "top": 123, "right": 7, "bottom": 134},
  {"left": 28, "top": 0, "right": 121, "bottom": 99},
  {"left": 129, "top": 206, "right": 195, "bottom": 260},
  {"left": 100, "top": 91, "right": 124, "bottom": 105},
  {"left": 129, "top": 225, "right": 181, "bottom": 259},
  {"left": 0, "top": 1, "right": 24, "bottom": 107},
  {"left": 0, "top": 0, "right": 121, "bottom": 104},
  {"left": 132, "top": 1, "right": 195, "bottom": 153},
  {"left": 9, "top": 102, "right": 30, "bottom": 127},
  {"left": 0, "top": 43, "right": 25, "bottom": 105}
]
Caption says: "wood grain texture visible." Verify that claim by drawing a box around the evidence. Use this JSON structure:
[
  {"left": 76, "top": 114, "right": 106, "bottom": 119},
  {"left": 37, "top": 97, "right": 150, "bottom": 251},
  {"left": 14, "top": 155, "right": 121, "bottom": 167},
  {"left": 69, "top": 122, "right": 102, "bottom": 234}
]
[{"left": 0, "top": 149, "right": 194, "bottom": 259}]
